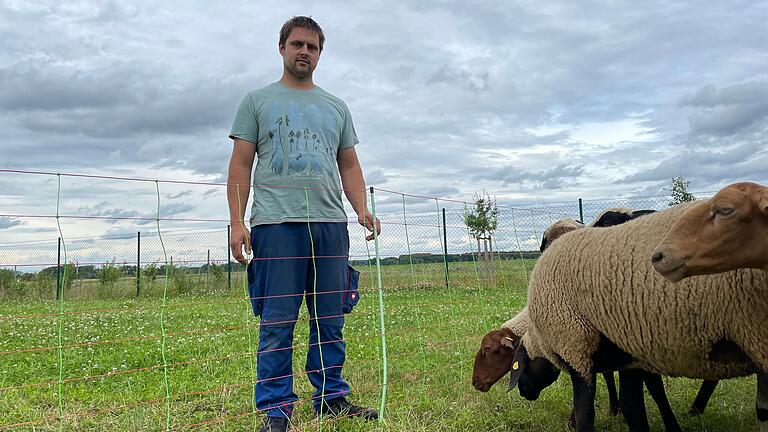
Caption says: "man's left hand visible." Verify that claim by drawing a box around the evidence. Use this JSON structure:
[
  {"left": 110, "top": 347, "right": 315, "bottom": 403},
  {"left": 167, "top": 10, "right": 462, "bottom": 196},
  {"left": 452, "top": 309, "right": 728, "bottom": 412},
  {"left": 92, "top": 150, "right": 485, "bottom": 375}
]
[{"left": 359, "top": 211, "right": 381, "bottom": 241}]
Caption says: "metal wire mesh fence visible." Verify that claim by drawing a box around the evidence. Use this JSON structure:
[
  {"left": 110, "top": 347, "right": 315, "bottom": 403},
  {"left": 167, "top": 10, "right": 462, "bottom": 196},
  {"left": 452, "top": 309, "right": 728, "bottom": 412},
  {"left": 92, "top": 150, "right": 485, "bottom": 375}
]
[{"left": 0, "top": 169, "right": 712, "bottom": 430}]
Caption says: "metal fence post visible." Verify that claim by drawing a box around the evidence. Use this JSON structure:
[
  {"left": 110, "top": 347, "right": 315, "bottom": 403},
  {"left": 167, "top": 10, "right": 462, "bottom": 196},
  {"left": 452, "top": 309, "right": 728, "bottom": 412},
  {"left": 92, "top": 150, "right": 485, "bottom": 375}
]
[
  {"left": 442, "top": 208, "right": 449, "bottom": 288},
  {"left": 56, "top": 237, "right": 61, "bottom": 300},
  {"left": 227, "top": 225, "right": 232, "bottom": 292},
  {"left": 136, "top": 231, "right": 141, "bottom": 297},
  {"left": 578, "top": 198, "right": 584, "bottom": 223}
]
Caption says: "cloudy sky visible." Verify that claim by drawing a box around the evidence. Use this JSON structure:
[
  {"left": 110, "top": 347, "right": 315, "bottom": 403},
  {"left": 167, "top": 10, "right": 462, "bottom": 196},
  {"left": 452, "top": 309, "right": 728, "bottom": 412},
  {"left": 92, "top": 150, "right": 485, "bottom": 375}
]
[{"left": 1, "top": 0, "right": 767, "bottom": 264}]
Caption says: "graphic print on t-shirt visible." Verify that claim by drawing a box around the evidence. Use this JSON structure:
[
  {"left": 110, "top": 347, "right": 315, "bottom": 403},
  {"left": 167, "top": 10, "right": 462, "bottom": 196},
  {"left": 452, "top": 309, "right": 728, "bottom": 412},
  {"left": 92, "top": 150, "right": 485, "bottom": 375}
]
[{"left": 266, "top": 100, "right": 337, "bottom": 179}]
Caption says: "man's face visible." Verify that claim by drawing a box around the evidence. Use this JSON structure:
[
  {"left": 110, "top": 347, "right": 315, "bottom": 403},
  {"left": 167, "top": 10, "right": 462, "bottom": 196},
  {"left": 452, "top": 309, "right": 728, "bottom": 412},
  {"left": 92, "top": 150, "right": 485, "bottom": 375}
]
[{"left": 280, "top": 27, "right": 321, "bottom": 79}]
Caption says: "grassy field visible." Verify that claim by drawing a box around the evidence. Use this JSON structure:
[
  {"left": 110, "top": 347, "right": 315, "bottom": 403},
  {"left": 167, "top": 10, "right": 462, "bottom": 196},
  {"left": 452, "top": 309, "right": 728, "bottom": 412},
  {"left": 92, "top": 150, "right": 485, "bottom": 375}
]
[{"left": 0, "top": 261, "right": 759, "bottom": 431}]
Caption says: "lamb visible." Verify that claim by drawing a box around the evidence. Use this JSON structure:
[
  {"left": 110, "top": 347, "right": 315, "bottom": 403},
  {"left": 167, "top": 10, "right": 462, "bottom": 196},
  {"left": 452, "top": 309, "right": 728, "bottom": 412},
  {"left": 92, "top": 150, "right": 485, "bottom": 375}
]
[
  {"left": 506, "top": 202, "right": 768, "bottom": 431},
  {"left": 472, "top": 307, "right": 624, "bottom": 428},
  {"left": 652, "top": 182, "right": 768, "bottom": 282}
]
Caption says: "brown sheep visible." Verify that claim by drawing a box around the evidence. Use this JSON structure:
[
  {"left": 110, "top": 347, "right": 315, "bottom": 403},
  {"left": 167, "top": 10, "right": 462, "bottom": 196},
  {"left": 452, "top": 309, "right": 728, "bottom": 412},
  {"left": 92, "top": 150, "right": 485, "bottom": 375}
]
[{"left": 652, "top": 181, "right": 768, "bottom": 282}]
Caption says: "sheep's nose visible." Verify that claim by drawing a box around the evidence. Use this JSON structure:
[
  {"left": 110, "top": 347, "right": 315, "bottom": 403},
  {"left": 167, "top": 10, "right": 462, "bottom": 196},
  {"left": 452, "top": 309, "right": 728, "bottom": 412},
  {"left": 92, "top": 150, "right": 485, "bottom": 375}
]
[{"left": 651, "top": 251, "right": 665, "bottom": 263}]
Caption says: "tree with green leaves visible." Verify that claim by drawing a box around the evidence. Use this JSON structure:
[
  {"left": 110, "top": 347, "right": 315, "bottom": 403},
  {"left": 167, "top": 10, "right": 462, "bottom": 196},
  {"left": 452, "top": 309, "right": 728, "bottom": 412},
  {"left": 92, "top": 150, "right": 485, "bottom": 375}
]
[
  {"left": 463, "top": 191, "right": 499, "bottom": 282},
  {"left": 669, "top": 176, "right": 696, "bottom": 206},
  {"left": 97, "top": 260, "right": 121, "bottom": 298}
]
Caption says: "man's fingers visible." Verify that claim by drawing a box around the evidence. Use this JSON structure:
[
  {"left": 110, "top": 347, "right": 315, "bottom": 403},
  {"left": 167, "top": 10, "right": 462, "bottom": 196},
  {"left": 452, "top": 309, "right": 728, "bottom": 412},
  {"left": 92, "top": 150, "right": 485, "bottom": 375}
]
[{"left": 231, "top": 239, "right": 249, "bottom": 264}]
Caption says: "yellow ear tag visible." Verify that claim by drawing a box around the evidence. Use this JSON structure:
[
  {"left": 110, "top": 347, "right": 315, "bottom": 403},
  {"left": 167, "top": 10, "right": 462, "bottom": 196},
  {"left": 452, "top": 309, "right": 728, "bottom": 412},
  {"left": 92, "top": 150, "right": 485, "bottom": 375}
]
[
  {"left": 505, "top": 336, "right": 514, "bottom": 341},
  {"left": 513, "top": 361, "right": 519, "bottom": 371}
]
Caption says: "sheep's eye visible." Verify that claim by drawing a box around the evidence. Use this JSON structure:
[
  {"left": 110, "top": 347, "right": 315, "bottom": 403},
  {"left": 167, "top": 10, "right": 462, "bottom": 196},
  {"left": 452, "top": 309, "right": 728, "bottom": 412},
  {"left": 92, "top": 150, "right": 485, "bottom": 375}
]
[{"left": 715, "top": 207, "right": 734, "bottom": 217}]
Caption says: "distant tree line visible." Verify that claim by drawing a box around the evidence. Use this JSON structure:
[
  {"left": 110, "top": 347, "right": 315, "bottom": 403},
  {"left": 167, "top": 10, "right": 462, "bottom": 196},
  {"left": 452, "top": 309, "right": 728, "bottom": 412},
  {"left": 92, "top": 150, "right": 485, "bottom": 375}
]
[{"left": 350, "top": 251, "right": 539, "bottom": 267}]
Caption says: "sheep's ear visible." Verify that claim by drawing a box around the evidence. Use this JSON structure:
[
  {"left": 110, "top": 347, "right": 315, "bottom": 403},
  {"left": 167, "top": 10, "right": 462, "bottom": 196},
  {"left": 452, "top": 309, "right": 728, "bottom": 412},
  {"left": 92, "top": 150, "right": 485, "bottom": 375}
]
[
  {"left": 539, "top": 235, "right": 548, "bottom": 252},
  {"left": 507, "top": 343, "right": 529, "bottom": 392},
  {"left": 500, "top": 335, "right": 517, "bottom": 349},
  {"left": 758, "top": 189, "right": 768, "bottom": 215}
]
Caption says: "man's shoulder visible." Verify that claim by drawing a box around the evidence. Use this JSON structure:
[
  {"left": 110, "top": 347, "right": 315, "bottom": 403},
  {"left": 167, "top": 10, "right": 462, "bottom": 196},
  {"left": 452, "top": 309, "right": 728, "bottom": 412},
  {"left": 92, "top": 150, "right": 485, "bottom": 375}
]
[
  {"left": 313, "top": 86, "right": 350, "bottom": 111},
  {"left": 244, "top": 82, "right": 282, "bottom": 97},
  {"left": 315, "top": 86, "right": 346, "bottom": 105}
]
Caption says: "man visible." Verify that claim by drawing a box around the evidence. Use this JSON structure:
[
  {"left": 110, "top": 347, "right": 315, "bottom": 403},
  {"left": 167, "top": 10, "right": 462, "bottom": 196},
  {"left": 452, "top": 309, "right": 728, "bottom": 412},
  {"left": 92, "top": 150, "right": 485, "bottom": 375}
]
[{"left": 226, "top": 16, "right": 381, "bottom": 432}]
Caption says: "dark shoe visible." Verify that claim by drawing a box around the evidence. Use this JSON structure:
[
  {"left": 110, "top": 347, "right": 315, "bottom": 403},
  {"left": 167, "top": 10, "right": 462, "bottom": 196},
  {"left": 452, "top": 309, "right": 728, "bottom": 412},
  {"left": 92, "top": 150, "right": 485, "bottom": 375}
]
[
  {"left": 317, "top": 397, "right": 378, "bottom": 421},
  {"left": 259, "top": 416, "right": 289, "bottom": 432}
]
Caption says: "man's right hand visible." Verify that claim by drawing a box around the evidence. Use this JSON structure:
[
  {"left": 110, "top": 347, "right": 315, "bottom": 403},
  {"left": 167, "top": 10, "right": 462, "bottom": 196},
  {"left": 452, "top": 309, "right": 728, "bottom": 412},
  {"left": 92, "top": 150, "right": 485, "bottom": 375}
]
[{"left": 230, "top": 224, "right": 251, "bottom": 264}]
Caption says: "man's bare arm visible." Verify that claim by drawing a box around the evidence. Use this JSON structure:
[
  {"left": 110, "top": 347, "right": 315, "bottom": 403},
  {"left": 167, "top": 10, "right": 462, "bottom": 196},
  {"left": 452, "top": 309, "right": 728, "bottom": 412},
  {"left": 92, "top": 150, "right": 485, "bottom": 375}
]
[
  {"left": 338, "top": 146, "right": 381, "bottom": 241},
  {"left": 227, "top": 139, "right": 257, "bottom": 263}
]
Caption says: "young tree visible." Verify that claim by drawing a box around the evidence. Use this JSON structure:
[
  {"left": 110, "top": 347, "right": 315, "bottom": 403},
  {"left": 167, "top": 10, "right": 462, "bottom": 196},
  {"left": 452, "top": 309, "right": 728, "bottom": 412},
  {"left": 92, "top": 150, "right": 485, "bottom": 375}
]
[
  {"left": 463, "top": 191, "right": 499, "bottom": 282},
  {"left": 668, "top": 176, "right": 696, "bottom": 206}
]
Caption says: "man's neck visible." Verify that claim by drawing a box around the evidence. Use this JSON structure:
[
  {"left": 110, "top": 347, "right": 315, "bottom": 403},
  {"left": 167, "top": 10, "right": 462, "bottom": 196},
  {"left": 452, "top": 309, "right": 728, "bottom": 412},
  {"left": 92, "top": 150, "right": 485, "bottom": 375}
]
[{"left": 280, "top": 73, "right": 315, "bottom": 90}]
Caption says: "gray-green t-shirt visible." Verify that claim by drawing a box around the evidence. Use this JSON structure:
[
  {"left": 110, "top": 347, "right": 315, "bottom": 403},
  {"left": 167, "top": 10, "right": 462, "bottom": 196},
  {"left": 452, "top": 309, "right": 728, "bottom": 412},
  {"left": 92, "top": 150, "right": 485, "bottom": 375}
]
[{"left": 229, "top": 82, "right": 359, "bottom": 226}]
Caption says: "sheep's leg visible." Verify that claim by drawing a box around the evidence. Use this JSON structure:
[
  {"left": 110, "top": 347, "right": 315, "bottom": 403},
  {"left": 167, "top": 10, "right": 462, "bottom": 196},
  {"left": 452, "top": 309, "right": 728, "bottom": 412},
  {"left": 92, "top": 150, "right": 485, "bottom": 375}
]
[
  {"left": 602, "top": 371, "right": 620, "bottom": 416},
  {"left": 642, "top": 371, "right": 682, "bottom": 432},
  {"left": 618, "top": 370, "right": 649, "bottom": 432},
  {"left": 570, "top": 369, "right": 597, "bottom": 432},
  {"left": 688, "top": 380, "right": 718, "bottom": 415},
  {"left": 757, "top": 372, "right": 768, "bottom": 432}
]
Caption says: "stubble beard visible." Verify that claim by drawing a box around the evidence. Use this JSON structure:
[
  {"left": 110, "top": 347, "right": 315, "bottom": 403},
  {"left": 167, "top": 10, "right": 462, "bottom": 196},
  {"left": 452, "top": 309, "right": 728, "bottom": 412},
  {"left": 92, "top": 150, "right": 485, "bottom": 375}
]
[{"left": 287, "top": 59, "right": 312, "bottom": 80}]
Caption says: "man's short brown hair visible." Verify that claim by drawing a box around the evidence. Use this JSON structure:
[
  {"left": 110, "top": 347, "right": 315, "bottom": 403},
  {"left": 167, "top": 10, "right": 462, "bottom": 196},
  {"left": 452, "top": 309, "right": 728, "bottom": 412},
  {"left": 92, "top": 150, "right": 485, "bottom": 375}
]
[{"left": 279, "top": 16, "right": 325, "bottom": 51}]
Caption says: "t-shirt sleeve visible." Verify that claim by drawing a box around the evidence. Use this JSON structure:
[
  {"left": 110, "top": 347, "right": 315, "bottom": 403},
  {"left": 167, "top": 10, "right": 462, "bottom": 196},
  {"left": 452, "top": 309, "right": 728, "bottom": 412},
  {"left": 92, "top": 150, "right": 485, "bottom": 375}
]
[
  {"left": 229, "top": 94, "right": 259, "bottom": 144},
  {"left": 339, "top": 101, "right": 359, "bottom": 150}
]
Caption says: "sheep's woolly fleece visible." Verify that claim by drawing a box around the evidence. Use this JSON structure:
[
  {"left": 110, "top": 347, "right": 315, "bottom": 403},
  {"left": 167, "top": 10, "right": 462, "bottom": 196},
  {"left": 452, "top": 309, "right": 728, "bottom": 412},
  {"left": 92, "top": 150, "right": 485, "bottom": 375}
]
[
  {"left": 542, "top": 219, "right": 584, "bottom": 244},
  {"left": 522, "top": 201, "right": 767, "bottom": 382},
  {"left": 501, "top": 306, "right": 528, "bottom": 337}
]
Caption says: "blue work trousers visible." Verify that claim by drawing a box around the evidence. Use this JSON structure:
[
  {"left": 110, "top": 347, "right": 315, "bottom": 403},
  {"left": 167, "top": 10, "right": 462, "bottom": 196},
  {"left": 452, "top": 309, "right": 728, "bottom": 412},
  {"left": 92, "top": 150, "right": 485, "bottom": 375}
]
[{"left": 248, "top": 222, "right": 351, "bottom": 418}]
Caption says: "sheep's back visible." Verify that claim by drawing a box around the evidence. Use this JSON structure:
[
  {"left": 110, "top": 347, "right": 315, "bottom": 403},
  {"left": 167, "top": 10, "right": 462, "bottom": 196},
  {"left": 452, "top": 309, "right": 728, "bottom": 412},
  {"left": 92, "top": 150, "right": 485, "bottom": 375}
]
[{"left": 527, "top": 202, "right": 767, "bottom": 380}]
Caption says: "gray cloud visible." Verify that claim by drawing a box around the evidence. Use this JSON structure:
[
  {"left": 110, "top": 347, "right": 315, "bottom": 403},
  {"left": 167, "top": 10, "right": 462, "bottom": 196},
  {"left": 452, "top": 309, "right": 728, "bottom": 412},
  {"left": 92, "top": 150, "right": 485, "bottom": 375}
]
[
  {"left": 168, "top": 190, "right": 193, "bottom": 199},
  {"left": 0, "top": 217, "right": 25, "bottom": 230},
  {"left": 1, "top": 0, "right": 767, "bottom": 248},
  {"left": 681, "top": 81, "right": 768, "bottom": 136},
  {"left": 474, "top": 164, "right": 584, "bottom": 189}
]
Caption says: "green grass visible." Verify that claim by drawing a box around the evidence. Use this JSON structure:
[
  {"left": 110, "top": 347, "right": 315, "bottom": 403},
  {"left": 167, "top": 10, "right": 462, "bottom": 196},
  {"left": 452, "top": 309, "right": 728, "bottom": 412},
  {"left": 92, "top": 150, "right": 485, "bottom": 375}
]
[{"left": 0, "top": 261, "right": 759, "bottom": 431}]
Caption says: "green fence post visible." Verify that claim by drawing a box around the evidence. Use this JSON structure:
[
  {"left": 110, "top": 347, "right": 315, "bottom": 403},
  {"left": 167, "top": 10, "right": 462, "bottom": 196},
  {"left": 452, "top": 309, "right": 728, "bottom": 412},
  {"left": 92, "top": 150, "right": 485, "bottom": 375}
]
[
  {"left": 442, "top": 208, "right": 449, "bottom": 288},
  {"left": 136, "top": 231, "right": 141, "bottom": 297},
  {"left": 56, "top": 237, "right": 61, "bottom": 300},
  {"left": 370, "top": 187, "right": 388, "bottom": 421},
  {"left": 227, "top": 224, "right": 232, "bottom": 292}
]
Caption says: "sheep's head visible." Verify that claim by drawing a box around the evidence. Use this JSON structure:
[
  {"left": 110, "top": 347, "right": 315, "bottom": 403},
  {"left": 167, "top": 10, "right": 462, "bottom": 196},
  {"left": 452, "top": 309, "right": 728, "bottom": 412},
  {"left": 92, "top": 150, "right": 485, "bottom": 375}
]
[
  {"left": 590, "top": 208, "right": 633, "bottom": 227},
  {"left": 540, "top": 219, "right": 584, "bottom": 252},
  {"left": 652, "top": 182, "right": 768, "bottom": 282},
  {"left": 590, "top": 208, "right": 656, "bottom": 227},
  {"left": 507, "top": 341, "right": 561, "bottom": 401},
  {"left": 471, "top": 328, "right": 519, "bottom": 392}
]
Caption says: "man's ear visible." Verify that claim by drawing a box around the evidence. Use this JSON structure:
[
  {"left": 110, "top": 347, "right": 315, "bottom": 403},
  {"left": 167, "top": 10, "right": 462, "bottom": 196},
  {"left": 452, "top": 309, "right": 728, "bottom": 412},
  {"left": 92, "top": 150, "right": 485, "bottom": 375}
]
[{"left": 507, "top": 343, "right": 529, "bottom": 392}]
